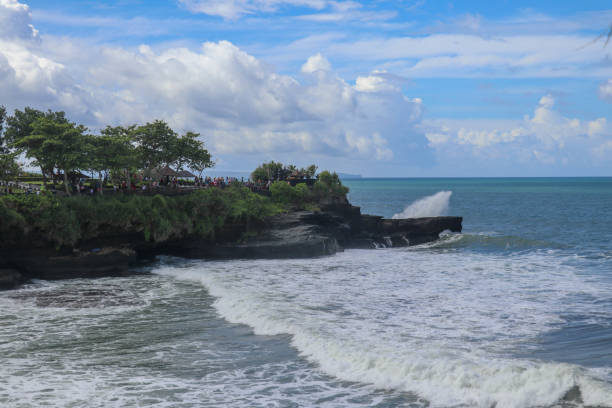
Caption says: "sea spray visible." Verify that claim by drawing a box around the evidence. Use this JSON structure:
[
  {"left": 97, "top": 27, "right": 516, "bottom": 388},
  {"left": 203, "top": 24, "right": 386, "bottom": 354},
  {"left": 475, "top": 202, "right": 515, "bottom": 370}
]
[{"left": 393, "top": 191, "right": 452, "bottom": 219}]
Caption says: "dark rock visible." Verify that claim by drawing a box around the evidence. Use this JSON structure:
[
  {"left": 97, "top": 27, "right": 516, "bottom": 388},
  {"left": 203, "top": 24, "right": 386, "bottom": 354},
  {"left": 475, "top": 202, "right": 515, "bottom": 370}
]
[
  {"left": 171, "top": 207, "right": 462, "bottom": 259},
  {"left": 0, "top": 268, "right": 24, "bottom": 290},
  {"left": 0, "top": 201, "right": 463, "bottom": 287},
  {"left": 9, "top": 247, "right": 136, "bottom": 280},
  {"left": 562, "top": 385, "right": 583, "bottom": 404},
  {"left": 174, "top": 211, "right": 342, "bottom": 259}
]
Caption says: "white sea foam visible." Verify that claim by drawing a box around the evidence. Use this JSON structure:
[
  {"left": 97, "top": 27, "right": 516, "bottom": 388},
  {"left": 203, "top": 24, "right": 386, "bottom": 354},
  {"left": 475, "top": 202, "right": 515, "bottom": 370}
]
[
  {"left": 393, "top": 190, "right": 453, "bottom": 219},
  {"left": 155, "top": 249, "right": 612, "bottom": 408}
]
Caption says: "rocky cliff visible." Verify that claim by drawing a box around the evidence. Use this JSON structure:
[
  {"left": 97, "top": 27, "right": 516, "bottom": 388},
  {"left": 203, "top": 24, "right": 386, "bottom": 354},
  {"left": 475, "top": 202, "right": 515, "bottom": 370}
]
[{"left": 0, "top": 203, "right": 462, "bottom": 289}]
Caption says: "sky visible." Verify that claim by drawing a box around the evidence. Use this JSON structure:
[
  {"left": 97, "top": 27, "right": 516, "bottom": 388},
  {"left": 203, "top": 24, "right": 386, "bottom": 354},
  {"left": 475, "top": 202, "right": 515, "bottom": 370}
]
[{"left": 0, "top": 0, "right": 611, "bottom": 176}]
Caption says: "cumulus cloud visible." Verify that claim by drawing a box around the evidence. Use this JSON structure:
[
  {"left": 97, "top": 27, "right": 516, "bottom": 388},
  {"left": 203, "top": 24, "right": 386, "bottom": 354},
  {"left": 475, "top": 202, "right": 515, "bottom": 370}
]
[
  {"left": 0, "top": 1, "right": 428, "bottom": 167},
  {"left": 0, "top": 0, "right": 38, "bottom": 40},
  {"left": 0, "top": 0, "right": 91, "bottom": 114},
  {"left": 425, "top": 95, "right": 611, "bottom": 165},
  {"left": 301, "top": 53, "right": 331, "bottom": 73},
  {"left": 354, "top": 71, "right": 401, "bottom": 93},
  {"left": 86, "top": 42, "right": 425, "bottom": 162}
]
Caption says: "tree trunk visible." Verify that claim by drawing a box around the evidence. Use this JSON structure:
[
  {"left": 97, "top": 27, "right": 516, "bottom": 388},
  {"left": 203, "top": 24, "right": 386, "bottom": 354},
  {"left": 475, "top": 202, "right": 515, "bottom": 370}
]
[
  {"left": 63, "top": 171, "right": 71, "bottom": 196},
  {"left": 40, "top": 166, "right": 48, "bottom": 189}
]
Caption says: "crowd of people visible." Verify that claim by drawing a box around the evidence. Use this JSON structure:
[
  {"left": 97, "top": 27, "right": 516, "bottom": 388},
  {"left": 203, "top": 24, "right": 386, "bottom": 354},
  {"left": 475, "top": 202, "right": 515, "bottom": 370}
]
[{"left": 2, "top": 174, "right": 310, "bottom": 197}]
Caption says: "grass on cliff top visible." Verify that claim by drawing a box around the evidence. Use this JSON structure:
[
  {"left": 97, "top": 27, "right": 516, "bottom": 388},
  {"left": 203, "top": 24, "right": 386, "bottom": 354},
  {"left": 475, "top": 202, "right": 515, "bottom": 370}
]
[{"left": 0, "top": 186, "right": 283, "bottom": 248}]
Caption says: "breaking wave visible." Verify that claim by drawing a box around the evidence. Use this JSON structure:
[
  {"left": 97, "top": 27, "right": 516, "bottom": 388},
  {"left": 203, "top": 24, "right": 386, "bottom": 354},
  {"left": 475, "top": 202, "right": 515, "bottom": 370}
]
[{"left": 155, "top": 250, "right": 612, "bottom": 408}]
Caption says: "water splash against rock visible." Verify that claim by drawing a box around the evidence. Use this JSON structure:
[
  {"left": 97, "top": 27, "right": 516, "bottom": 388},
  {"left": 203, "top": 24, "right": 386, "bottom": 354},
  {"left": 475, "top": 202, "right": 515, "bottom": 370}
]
[{"left": 393, "top": 191, "right": 452, "bottom": 219}]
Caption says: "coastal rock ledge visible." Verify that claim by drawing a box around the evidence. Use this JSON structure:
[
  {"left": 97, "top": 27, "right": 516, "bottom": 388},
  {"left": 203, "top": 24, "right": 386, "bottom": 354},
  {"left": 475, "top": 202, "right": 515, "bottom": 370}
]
[{"left": 0, "top": 203, "right": 462, "bottom": 289}]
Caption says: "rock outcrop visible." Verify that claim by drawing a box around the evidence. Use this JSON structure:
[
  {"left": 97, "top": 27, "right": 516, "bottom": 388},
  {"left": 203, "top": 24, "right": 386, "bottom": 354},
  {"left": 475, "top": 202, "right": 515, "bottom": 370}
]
[
  {"left": 0, "top": 202, "right": 462, "bottom": 289},
  {"left": 172, "top": 204, "right": 462, "bottom": 260}
]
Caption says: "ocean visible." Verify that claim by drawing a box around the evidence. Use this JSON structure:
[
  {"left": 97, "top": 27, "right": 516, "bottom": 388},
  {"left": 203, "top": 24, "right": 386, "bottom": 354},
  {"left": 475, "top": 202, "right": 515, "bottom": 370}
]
[{"left": 1, "top": 178, "right": 612, "bottom": 407}]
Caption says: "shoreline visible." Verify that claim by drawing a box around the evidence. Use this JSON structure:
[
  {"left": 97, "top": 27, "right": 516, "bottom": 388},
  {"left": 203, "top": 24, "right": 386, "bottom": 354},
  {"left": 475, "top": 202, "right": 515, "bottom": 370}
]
[{"left": 0, "top": 200, "right": 462, "bottom": 290}]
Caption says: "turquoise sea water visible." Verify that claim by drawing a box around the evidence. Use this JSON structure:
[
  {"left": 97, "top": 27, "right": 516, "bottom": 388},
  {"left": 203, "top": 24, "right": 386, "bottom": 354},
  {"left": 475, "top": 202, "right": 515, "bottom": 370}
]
[{"left": 1, "top": 178, "right": 612, "bottom": 407}]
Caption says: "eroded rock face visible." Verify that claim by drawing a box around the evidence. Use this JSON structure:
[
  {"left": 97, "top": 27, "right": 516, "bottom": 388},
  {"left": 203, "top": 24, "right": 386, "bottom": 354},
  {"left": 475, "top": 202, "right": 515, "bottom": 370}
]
[
  {"left": 173, "top": 211, "right": 345, "bottom": 259},
  {"left": 173, "top": 206, "right": 463, "bottom": 259}
]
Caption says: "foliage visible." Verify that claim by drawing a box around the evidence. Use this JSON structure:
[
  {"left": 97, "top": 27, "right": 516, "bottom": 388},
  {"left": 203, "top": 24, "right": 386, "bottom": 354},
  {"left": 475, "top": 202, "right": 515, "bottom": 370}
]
[
  {"left": 251, "top": 161, "right": 317, "bottom": 183},
  {"left": 270, "top": 180, "right": 313, "bottom": 209},
  {"left": 0, "top": 187, "right": 281, "bottom": 249},
  {"left": 0, "top": 152, "right": 21, "bottom": 181},
  {"left": 3, "top": 107, "right": 213, "bottom": 193},
  {"left": 4, "top": 108, "right": 68, "bottom": 147},
  {"left": 0, "top": 106, "right": 21, "bottom": 181},
  {"left": 313, "top": 170, "right": 349, "bottom": 199}
]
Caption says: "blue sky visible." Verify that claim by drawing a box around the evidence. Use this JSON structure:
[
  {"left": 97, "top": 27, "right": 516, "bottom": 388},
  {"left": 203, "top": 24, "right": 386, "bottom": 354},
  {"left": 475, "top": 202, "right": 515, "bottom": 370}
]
[{"left": 1, "top": 0, "right": 611, "bottom": 176}]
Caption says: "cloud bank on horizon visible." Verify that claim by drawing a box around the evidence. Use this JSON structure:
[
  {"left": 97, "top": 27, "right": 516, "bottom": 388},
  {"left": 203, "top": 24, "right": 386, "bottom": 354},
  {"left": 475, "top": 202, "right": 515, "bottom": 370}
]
[{"left": 0, "top": 0, "right": 611, "bottom": 176}]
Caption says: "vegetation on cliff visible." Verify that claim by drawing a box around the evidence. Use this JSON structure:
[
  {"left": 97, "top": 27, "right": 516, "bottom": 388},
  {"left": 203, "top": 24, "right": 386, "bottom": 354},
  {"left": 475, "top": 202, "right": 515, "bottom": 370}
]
[
  {"left": 0, "top": 185, "right": 282, "bottom": 249},
  {"left": 0, "top": 106, "right": 352, "bottom": 251}
]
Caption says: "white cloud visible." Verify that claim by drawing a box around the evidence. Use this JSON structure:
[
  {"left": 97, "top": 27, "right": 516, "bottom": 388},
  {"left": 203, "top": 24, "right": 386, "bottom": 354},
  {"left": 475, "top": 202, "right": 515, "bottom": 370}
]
[
  {"left": 425, "top": 95, "right": 611, "bottom": 165},
  {"left": 178, "top": 0, "right": 328, "bottom": 19},
  {"left": 354, "top": 71, "right": 400, "bottom": 93},
  {"left": 319, "top": 34, "right": 612, "bottom": 78},
  {"left": 0, "top": 0, "right": 38, "bottom": 40},
  {"left": 0, "top": 0, "right": 87, "bottom": 114},
  {"left": 301, "top": 53, "right": 331, "bottom": 73},
  {"left": 0, "top": 2, "right": 424, "bottom": 164}
]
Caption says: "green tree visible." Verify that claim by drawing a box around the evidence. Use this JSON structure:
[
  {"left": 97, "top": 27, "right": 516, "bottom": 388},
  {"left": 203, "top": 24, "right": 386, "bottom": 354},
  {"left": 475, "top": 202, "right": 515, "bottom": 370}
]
[
  {"left": 0, "top": 153, "right": 21, "bottom": 183},
  {"left": 100, "top": 125, "right": 139, "bottom": 188},
  {"left": 251, "top": 161, "right": 318, "bottom": 183},
  {"left": 313, "top": 170, "right": 349, "bottom": 199},
  {"left": 251, "top": 161, "right": 288, "bottom": 183},
  {"left": 0, "top": 107, "right": 22, "bottom": 183},
  {"left": 16, "top": 117, "right": 88, "bottom": 195},
  {"left": 304, "top": 164, "right": 317, "bottom": 178},
  {"left": 174, "top": 131, "right": 213, "bottom": 174},
  {"left": 182, "top": 132, "right": 214, "bottom": 178},
  {"left": 5, "top": 108, "right": 69, "bottom": 183},
  {"left": 133, "top": 120, "right": 179, "bottom": 171}
]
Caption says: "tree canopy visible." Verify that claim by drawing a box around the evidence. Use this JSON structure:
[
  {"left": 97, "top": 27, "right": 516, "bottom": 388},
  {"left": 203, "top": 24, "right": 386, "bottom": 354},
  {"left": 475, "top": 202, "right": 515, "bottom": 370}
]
[
  {"left": 251, "top": 161, "right": 317, "bottom": 183},
  {"left": 0, "top": 106, "right": 21, "bottom": 182},
  {"left": 0, "top": 107, "right": 214, "bottom": 193}
]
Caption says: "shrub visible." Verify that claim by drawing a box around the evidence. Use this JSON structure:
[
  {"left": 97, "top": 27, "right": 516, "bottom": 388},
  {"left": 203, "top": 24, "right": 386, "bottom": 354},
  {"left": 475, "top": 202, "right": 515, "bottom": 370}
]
[
  {"left": 0, "top": 186, "right": 283, "bottom": 248},
  {"left": 313, "top": 171, "right": 348, "bottom": 199}
]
